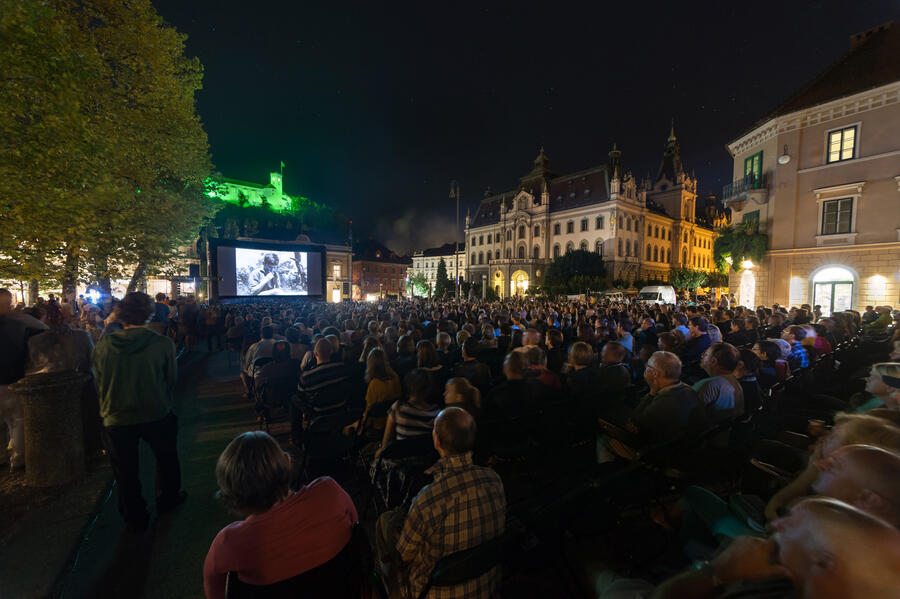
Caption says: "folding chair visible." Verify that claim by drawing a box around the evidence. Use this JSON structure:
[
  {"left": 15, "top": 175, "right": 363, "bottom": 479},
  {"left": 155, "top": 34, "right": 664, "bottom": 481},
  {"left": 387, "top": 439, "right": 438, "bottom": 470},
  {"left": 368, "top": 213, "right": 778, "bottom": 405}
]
[{"left": 415, "top": 532, "right": 515, "bottom": 599}]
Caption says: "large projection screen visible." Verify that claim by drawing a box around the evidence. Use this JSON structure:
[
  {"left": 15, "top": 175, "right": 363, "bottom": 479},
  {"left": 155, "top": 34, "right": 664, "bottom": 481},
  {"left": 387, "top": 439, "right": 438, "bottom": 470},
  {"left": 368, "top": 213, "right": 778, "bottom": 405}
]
[{"left": 214, "top": 241, "right": 325, "bottom": 298}]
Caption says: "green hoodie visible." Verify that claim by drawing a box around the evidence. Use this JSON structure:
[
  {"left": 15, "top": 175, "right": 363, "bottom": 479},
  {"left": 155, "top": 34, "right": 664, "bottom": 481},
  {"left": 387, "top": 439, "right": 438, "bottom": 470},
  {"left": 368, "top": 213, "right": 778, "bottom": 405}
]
[{"left": 91, "top": 327, "right": 177, "bottom": 427}]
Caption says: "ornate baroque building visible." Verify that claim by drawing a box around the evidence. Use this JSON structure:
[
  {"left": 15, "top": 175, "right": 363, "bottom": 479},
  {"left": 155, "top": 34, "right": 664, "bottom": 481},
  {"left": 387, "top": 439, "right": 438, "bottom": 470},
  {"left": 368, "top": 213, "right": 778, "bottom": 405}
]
[{"left": 464, "top": 129, "right": 722, "bottom": 297}]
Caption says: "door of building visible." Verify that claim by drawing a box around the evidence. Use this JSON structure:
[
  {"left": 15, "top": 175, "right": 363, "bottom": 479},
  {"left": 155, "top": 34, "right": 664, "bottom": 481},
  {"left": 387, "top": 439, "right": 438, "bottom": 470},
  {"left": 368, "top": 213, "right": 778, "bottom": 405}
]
[{"left": 814, "top": 281, "right": 853, "bottom": 316}]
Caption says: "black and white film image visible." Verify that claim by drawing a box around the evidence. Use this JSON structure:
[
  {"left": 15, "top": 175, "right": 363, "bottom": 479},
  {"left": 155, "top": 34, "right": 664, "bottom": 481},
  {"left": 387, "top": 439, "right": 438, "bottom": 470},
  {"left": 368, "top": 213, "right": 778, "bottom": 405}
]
[{"left": 235, "top": 249, "right": 308, "bottom": 296}]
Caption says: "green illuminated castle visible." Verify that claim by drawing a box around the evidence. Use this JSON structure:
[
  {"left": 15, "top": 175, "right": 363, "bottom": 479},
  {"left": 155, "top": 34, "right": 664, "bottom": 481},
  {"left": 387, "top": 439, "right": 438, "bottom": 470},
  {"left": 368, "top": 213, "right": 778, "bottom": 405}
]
[{"left": 205, "top": 168, "right": 308, "bottom": 214}]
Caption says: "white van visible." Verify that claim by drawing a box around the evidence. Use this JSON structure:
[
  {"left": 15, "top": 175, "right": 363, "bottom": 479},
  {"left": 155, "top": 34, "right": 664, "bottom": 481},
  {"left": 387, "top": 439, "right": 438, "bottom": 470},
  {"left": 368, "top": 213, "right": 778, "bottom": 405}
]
[
  {"left": 599, "top": 290, "right": 624, "bottom": 302},
  {"left": 637, "top": 285, "right": 677, "bottom": 305}
]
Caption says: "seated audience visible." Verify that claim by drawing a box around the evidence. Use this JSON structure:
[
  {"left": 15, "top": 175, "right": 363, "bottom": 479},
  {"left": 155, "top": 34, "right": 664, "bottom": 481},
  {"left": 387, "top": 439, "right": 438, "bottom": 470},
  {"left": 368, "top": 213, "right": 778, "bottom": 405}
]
[
  {"left": 694, "top": 343, "right": 745, "bottom": 423},
  {"left": 203, "top": 431, "right": 357, "bottom": 599},
  {"left": 443, "top": 377, "right": 482, "bottom": 419},
  {"left": 375, "top": 408, "right": 505, "bottom": 599},
  {"left": 378, "top": 368, "right": 440, "bottom": 453},
  {"left": 812, "top": 444, "right": 900, "bottom": 526},
  {"left": 628, "top": 351, "right": 708, "bottom": 446}
]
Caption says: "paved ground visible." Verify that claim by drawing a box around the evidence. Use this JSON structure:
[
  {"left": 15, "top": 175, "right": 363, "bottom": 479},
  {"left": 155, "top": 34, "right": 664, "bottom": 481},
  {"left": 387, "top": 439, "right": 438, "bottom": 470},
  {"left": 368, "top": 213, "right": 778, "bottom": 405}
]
[{"left": 53, "top": 349, "right": 262, "bottom": 599}]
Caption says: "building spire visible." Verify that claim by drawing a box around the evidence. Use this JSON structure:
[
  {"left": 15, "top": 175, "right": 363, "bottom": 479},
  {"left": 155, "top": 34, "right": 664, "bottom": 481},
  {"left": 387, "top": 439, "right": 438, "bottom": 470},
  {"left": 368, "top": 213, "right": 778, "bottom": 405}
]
[{"left": 668, "top": 118, "right": 675, "bottom": 142}]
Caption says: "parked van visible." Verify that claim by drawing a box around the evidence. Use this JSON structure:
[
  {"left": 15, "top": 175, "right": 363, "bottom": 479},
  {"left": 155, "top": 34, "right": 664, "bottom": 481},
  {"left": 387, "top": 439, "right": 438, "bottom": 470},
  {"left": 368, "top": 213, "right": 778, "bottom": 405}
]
[
  {"left": 637, "top": 285, "right": 677, "bottom": 305},
  {"left": 599, "top": 290, "right": 625, "bottom": 302}
]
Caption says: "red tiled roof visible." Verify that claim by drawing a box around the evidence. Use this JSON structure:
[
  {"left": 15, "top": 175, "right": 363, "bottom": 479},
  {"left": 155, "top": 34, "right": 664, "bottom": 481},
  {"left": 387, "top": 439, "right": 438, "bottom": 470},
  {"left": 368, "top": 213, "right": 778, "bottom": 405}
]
[{"left": 754, "top": 22, "right": 899, "bottom": 128}]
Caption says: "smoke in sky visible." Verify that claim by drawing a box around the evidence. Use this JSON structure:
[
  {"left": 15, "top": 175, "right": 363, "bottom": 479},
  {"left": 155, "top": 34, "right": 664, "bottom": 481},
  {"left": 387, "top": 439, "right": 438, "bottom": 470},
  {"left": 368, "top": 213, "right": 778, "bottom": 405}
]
[{"left": 375, "top": 206, "right": 463, "bottom": 256}]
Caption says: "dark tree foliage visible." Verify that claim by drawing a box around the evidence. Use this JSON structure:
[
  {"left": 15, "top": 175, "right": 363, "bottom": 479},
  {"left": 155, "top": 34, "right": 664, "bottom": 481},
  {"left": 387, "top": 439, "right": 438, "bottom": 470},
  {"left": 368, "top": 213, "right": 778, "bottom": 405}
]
[{"left": 542, "top": 250, "right": 606, "bottom": 295}]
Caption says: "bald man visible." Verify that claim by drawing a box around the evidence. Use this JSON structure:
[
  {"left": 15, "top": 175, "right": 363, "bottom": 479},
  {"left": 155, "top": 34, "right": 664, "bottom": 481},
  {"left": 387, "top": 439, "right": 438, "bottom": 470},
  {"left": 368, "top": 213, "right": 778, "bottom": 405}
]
[
  {"left": 650, "top": 497, "right": 900, "bottom": 599},
  {"left": 812, "top": 444, "right": 900, "bottom": 527},
  {"left": 377, "top": 408, "right": 506, "bottom": 599}
]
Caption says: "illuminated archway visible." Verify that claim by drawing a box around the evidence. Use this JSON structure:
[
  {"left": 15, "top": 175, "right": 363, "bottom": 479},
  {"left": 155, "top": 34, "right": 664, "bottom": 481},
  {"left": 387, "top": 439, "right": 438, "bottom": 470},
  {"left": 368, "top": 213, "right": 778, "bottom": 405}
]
[
  {"left": 738, "top": 269, "right": 756, "bottom": 308},
  {"left": 510, "top": 270, "right": 529, "bottom": 296},
  {"left": 493, "top": 270, "right": 504, "bottom": 298},
  {"left": 811, "top": 265, "right": 856, "bottom": 316}
]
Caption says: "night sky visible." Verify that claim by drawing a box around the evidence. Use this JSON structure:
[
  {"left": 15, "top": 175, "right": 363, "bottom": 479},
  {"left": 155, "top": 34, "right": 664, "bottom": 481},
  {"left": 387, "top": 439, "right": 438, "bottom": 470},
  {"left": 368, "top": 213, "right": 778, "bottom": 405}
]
[{"left": 152, "top": 0, "right": 899, "bottom": 253}]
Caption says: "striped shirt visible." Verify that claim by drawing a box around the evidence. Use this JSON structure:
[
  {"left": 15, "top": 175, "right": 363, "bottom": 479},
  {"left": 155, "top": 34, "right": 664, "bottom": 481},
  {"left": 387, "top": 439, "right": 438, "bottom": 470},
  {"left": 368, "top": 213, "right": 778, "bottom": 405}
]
[
  {"left": 389, "top": 400, "right": 440, "bottom": 440},
  {"left": 397, "top": 452, "right": 506, "bottom": 599}
]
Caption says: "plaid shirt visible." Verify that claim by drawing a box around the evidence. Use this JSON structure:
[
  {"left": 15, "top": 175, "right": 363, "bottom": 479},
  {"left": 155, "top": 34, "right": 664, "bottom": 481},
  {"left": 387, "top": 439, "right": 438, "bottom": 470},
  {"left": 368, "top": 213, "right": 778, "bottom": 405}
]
[{"left": 396, "top": 452, "right": 506, "bottom": 599}]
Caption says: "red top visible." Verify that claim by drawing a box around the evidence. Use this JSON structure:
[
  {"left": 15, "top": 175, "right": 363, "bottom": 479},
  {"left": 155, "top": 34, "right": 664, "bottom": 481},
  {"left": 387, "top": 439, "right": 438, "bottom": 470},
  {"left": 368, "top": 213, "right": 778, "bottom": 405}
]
[{"left": 203, "top": 476, "right": 358, "bottom": 599}]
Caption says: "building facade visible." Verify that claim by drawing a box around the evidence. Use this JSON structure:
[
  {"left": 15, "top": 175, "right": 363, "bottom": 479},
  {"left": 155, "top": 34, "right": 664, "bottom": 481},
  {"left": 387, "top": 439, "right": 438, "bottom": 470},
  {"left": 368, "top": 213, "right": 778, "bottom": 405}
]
[
  {"left": 352, "top": 238, "right": 410, "bottom": 299},
  {"left": 410, "top": 242, "right": 467, "bottom": 294},
  {"left": 464, "top": 134, "right": 720, "bottom": 297},
  {"left": 723, "top": 23, "right": 900, "bottom": 314}
]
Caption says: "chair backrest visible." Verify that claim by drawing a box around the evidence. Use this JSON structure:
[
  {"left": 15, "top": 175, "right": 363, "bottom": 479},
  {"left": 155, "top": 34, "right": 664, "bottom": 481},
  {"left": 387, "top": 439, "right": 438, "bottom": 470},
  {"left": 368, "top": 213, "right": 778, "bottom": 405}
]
[
  {"left": 304, "top": 411, "right": 362, "bottom": 463},
  {"left": 417, "top": 533, "right": 511, "bottom": 599},
  {"left": 378, "top": 433, "right": 437, "bottom": 462}
]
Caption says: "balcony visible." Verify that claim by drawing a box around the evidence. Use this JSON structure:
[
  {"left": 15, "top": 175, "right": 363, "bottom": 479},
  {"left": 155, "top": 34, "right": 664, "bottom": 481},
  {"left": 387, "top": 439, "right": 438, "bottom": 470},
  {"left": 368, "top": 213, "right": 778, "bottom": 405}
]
[{"left": 722, "top": 173, "right": 769, "bottom": 211}]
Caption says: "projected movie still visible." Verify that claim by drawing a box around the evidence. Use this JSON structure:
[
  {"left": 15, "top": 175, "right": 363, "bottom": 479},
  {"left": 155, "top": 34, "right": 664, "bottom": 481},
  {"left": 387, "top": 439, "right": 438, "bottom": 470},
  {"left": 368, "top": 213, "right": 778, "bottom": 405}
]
[{"left": 234, "top": 248, "right": 308, "bottom": 296}]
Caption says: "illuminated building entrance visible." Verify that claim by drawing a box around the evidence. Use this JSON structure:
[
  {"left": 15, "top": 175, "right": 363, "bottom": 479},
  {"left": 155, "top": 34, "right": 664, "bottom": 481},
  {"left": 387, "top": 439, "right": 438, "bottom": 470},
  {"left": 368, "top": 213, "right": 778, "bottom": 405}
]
[
  {"left": 813, "top": 266, "right": 854, "bottom": 316},
  {"left": 738, "top": 269, "right": 756, "bottom": 308},
  {"left": 491, "top": 270, "right": 504, "bottom": 297},
  {"left": 510, "top": 270, "right": 529, "bottom": 296}
]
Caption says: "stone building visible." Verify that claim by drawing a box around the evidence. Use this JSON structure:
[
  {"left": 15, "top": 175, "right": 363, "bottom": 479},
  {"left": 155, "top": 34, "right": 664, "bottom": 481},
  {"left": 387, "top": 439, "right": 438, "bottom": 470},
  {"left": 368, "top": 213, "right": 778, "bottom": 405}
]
[
  {"left": 464, "top": 131, "right": 720, "bottom": 297},
  {"left": 723, "top": 23, "right": 900, "bottom": 314},
  {"left": 206, "top": 168, "right": 303, "bottom": 213},
  {"left": 410, "top": 242, "right": 467, "bottom": 293},
  {"left": 352, "top": 238, "right": 410, "bottom": 300}
]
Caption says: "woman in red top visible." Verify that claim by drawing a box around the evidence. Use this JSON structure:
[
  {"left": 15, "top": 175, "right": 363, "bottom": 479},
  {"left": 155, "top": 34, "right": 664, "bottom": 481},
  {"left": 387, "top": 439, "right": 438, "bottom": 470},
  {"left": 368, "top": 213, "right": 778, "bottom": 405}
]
[{"left": 203, "top": 432, "right": 357, "bottom": 599}]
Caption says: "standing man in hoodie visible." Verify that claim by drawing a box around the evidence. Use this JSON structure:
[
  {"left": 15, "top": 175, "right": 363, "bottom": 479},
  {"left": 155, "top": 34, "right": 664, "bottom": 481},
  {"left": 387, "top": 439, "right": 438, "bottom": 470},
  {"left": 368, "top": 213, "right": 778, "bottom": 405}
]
[{"left": 92, "top": 292, "right": 184, "bottom": 530}]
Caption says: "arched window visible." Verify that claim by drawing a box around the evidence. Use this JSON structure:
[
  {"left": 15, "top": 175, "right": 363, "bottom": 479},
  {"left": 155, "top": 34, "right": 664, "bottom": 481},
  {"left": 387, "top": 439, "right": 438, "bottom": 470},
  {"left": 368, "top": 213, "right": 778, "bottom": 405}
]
[
  {"left": 534, "top": 225, "right": 540, "bottom": 237},
  {"left": 471, "top": 252, "right": 476, "bottom": 265},
  {"left": 553, "top": 244, "right": 560, "bottom": 258},
  {"left": 518, "top": 245, "right": 525, "bottom": 259},
  {"left": 618, "top": 239, "right": 623, "bottom": 257},
  {"left": 506, "top": 230, "right": 512, "bottom": 241},
  {"left": 653, "top": 247, "right": 659, "bottom": 262},
  {"left": 478, "top": 252, "right": 484, "bottom": 265},
  {"left": 626, "top": 242, "right": 631, "bottom": 257},
  {"left": 646, "top": 244, "right": 652, "bottom": 260},
  {"left": 682, "top": 246, "right": 688, "bottom": 263},
  {"left": 648, "top": 224, "right": 653, "bottom": 235},
  {"left": 595, "top": 240, "right": 603, "bottom": 256},
  {"left": 486, "top": 252, "right": 491, "bottom": 263},
  {"left": 505, "top": 248, "right": 511, "bottom": 259},
  {"left": 518, "top": 225, "right": 525, "bottom": 239},
  {"left": 655, "top": 226, "right": 659, "bottom": 238},
  {"left": 626, "top": 218, "right": 632, "bottom": 232},
  {"left": 580, "top": 240, "right": 588, "bottom": 251},
  {"left": 495, "top": 250, "right": 500, "bottom": 260},
  {"left": 566, "top": 241, "right": 574, "bottom": 254},
  {"left": 667, "top": 230, "right": 671, "bottom": 241},
  {"left": 683, "top": 233, "right": 688, "bottom": 243},
  {"left": 533, "top": 245, "right": 540, "bottom": 259}
]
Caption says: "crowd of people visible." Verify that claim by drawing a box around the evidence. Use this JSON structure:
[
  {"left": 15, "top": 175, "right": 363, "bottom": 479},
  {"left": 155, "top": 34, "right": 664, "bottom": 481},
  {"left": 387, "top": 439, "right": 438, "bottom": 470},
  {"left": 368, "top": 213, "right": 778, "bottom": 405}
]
[{"left": 3, "top": 287, "right": 900, "bottom": 598}]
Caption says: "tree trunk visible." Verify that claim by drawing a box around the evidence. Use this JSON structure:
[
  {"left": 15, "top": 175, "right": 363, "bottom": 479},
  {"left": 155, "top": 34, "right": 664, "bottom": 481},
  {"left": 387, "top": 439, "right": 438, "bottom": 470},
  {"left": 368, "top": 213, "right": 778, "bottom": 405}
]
[
  {"left": 127, "top": 261, "right": 146, "bottom": 294},
  {"left": 28, "top": 279, "right": 39, "bottom": 305},
  {"left": 61, "top": 244, "right": 79, "bottom": 303}
]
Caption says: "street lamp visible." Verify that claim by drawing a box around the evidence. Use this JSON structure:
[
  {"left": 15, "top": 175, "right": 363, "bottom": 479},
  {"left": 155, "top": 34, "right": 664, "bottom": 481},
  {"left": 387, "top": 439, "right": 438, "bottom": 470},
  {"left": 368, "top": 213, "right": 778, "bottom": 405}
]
[
  {"left": 482, "top": 274, "right": 486, "bottom": 300},
  {"left": 449, "top": 180, "right": 460, "bottom": 299}
]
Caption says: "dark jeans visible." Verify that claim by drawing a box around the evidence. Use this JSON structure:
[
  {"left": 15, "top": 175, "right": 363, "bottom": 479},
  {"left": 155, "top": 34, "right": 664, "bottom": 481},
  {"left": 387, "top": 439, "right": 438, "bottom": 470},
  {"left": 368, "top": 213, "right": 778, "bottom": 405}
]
[{"left": 102, "top": 412, "right": 182, "bottom": 524}]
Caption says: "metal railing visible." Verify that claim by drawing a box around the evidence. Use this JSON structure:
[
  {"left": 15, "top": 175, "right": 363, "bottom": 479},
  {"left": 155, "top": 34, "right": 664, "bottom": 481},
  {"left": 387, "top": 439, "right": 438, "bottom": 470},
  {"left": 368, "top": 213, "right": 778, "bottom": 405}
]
[{"left": 722, "top": 172, "right": 767, "bottom": 202}]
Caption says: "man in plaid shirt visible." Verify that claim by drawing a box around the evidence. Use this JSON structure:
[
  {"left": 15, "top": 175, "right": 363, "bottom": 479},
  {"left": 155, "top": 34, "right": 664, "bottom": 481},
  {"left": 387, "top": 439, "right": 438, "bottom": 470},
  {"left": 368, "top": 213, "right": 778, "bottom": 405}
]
[{"left": 380, "top": 407, "right": 506, "bottom": 599}]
